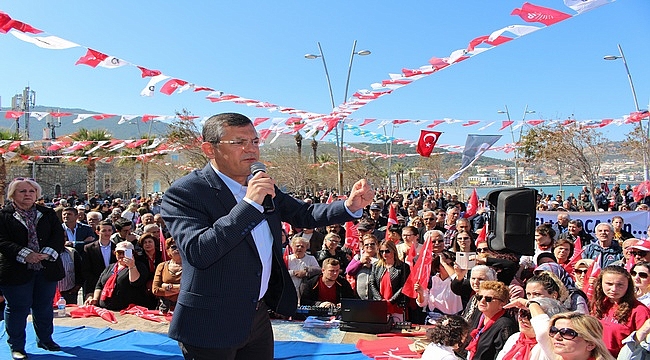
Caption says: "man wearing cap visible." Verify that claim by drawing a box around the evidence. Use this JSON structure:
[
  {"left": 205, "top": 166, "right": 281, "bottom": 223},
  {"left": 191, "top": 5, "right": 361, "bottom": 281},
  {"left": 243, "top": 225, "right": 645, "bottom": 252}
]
[
  {"left": 629, "top": 239, "right": 650, "bottom": 263},
  {"left": 583, "top": 222, "right": 623, "bottom": 268},
  {"left": 160, "top": 113, "right": 374, "bottom": 359},
  {"left": 368, "top": 202, "right": 387, "bottom": 230}
]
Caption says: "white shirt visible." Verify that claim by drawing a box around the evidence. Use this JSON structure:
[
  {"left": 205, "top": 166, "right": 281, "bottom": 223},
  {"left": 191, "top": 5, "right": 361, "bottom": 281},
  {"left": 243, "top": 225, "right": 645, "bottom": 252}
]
[
  {"left": 214, "top": 166, "right": 273, "bottom": 301},
  {"left": 99, "top": 241, "right": 112, "bottom": 267}
]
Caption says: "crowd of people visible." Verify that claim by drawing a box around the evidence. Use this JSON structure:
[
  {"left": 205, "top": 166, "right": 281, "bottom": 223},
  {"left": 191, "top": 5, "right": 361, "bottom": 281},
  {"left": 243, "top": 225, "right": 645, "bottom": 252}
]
[
  {"left": 0, "top": 178, "right": 178, "bottom": 359},
  {"left": 1, "top": 110, "right": 650, "bottom": 360},
  {"left": 283, "top": 187, "right": 650, "bottom": 360}
]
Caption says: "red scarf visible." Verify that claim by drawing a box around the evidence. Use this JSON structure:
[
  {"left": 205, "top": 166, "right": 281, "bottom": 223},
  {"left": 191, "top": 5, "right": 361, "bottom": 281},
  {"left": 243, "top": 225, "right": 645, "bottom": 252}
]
[
  {"left": 380, "top": 269, "right": 401, "bottom": 314},
  {"left": 502, "top": 333, "right": 537, "bottom": 360},
  {"left": 100, "top": 264, "right": 120, "bottom": 301},
  {"left": 466, "top": 309, "right": 506, "bottom": 360}
]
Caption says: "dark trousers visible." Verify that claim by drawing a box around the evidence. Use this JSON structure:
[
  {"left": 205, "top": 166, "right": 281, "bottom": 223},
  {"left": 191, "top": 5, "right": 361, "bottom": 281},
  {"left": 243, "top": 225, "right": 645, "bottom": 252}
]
[
  {"left": 0, "top": 271, "right": 57, "bottom": 352},
  {"left": 179, "top": 301, "right": 274, "bottom": 360}
]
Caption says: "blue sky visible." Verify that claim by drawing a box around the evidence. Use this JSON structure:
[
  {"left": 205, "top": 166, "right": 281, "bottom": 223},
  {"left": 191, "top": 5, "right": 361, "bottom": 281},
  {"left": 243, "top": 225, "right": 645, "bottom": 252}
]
[{"left": 1, "top": 1, "right": 648, "bottom": 158}]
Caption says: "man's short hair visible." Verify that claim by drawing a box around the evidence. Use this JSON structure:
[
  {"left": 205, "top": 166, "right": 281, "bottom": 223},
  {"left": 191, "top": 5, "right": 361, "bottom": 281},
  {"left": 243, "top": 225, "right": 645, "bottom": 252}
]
[
  {"left": 322, "top": 258, "right": 340, "bottom": 268},
  {"left": 62, "top": 207, "right": 78, "bottom": 215},
  {"left": 568, "top": 219, "right": 584, "bottom": 228},
  {"left": 87, "top": 211, "right": 102, "bottom": 221},
  {"left": 202, "top": 113, "right": 253, "bottom": 144},
  {"left": 114, "top": 218, "right": 133, "bottom": 231}
]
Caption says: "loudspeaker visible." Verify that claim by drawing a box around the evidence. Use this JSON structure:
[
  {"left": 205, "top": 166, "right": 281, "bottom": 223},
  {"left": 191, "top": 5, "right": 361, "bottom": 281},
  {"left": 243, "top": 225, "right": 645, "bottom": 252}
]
[{"left": 486, "top": 188, "right": 537, "bottom": 255}]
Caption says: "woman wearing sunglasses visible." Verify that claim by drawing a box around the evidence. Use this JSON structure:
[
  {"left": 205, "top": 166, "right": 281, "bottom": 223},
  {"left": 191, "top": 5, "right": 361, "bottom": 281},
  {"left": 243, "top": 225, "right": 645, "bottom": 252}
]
[
  {"left": 496, "top": 297, "right": 566, "bottom": 360},
  {"left": 590, "top": 265, "right": 650, "bottom": 356},
  {"left": 465, "top": 281, "right": 517, "bottom": 360},
  {"left": 152, "top": 237, "right": 183, "bottom": 313},
  {"left": 369, "top": 240, "right": 410, "bottom": 322},
  {"left": 415, "top": 251, "right": 462, "bottom": 324},
  {"left": 572, "top": 259, "right": 594, "bottom": 290},
  {"left": 631, "top": 262, "right": 650, "bottom": 307}
]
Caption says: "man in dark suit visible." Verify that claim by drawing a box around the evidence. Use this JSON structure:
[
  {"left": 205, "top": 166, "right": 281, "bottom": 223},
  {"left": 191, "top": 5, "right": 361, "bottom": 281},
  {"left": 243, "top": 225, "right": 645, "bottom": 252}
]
[
  {"left": 161, "top": 113, "right": 374, "bottom": 360},
  {"left": 61, "top": 207, "right": 95, "bottom": 253},
  {"left": 81, "top": 220, "right": 116, "bottom": 300}
]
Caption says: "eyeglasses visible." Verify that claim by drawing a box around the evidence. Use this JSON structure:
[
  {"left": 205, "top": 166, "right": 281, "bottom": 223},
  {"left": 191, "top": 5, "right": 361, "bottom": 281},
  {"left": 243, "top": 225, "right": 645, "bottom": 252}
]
[
  {"left": 477, "top": 248, "right": 488, "bottom": 253},
  {"left": 574, "top": 269, "right": 587, "bottom": 275},
  {"left": 475, "top": 294, "right": 501, "bottom": 303},
  {"left": 432, "top": 240, "right": 445, "bottom": 244},
  {"left": 518, "top": 308, "right": 531, "bottom": 320},
  {"left": 213, "top": 138, "right": 260, "bottom": 148},
  {"left": 379, "top": 249, "right": 391, "bottom": 255},
  {"left": 402, "top": 233, "right": 416, "bottom": 237},
  {"left": 632, "top": 251, "right": 649, "bottom": 257},
  {"left": 548, "top": 326, "right": 579, "bottom": 340},
  {"left": 363, "top": 243, "right": 377, "bottom": 248},
  {"left": 631, "top": 270, "right": 649, "bottom": 279}
]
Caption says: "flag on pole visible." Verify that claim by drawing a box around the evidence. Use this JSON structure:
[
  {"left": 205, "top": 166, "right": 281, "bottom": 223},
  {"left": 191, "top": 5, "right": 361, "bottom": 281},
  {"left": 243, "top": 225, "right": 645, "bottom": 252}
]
[
  {"left": 563, "top": 236, "right": 583, "bottom": 274},
  {"left": 159, "top": 227, "right": 168, "bottom": 262},
  {"left": 405, "top": 243, "right": 417, "bottom": 267},
  {"left": 446, "top": 135, "right": 501, "bottom": 183},
  {"left": 464, "top": 188, "right": 479, "bottom": 218},
  {"left": 415, "top": 130, "right": 442, "bottom": 157},
  {"left": 344, "top": 221, "right": 360, "bottom": 255},
  {"left": 386, "top": 204, "right": 399, "bottom": 240},
  {"left": 402, "top": 234, "right": 434, "bottom": 299},
  {"left": 283, "top": 244, "right": 292, "bottom": 267},
  {"left": 582, "top": 253, "right": 601, "bottom": 298}
]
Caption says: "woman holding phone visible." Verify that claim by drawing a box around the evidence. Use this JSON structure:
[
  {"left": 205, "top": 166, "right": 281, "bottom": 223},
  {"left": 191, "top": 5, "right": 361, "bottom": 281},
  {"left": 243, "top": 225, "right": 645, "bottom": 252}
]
[{"left": 85, "top": 241, "right": 149, "bottom": 311}]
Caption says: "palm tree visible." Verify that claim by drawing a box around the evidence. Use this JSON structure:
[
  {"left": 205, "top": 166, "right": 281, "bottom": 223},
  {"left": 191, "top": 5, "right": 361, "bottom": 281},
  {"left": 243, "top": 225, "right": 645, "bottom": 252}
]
[
  {"left": 69, "top": 128, "right": 112, "bottom": 200},
  {"left": 294, "top": 132, "right": 303, "bottom": 157},
  {"left": 311, "top": 138, "right": 318, "bottom": 164},
  {"left": 0, "top": 128, "right": 25, "bottom": 205}
]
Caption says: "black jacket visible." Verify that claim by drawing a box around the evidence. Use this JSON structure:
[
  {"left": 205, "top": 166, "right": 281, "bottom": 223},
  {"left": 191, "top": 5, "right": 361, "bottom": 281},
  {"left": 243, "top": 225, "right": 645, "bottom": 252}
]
[
  {"left": 301, "top": 274, "right": 356, "bottom": 306},
  {"left": 0, "top": 203, "right": 65, "bottom": 285}
]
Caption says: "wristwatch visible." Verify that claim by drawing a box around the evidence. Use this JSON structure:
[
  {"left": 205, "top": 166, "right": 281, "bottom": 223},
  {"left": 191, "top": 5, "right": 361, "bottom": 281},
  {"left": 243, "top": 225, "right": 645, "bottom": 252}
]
[{"left": 526, "top": 300, "right": 539, "bottom": 308}]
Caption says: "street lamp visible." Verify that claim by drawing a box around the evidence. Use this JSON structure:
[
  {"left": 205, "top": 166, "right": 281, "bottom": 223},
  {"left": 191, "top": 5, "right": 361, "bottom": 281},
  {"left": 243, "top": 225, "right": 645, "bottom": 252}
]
[
  {"left": 498, "top": 105, "right": 535, "bottom": 187},
  {"left": 305, "top": 40, "right": 371, "bottom": 194},
  {"left": 604, "top": 44, "right": 649, "bottom": 181}
]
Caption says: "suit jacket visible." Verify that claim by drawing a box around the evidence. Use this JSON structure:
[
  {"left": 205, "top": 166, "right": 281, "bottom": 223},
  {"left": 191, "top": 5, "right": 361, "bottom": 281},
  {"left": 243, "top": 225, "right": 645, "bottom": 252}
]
[
  {"left": 81, "top": 240, "right": 116, "bottom": 298},
  {"left": 161, "top": 163, "right": 358, "bottom": 348},
  {"left": 63, "top": 222, "right": 95, "bottom": 253},
  {"left": 0, "top": 204, "right": 65, "bottom": 285}
]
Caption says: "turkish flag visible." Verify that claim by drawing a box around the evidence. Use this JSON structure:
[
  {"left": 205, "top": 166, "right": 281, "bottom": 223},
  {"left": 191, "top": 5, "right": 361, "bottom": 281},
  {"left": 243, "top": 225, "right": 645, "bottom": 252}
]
[
  {"left": 402, "top": 235, "right": 433, "bottom": 299},
  {"left": 283, "top": 244, "right": 292, "bottom": 267},
  {"left": 582, "top": 253, "right": 601, "bottom": 298},
  {"left": 499, "top": 120, "right": 515, "bottom": 131},
  {"left": 5, "top": 111, "right": 23, "bottom": 119},
  {"left": 416, "top": 130, "right": 442, "bottom": 157},
  {"left": 564, "top": 236, "right": 584, "bottom": 275},
  {"left": 137, "top": 66, "right": 162, "bottom": 78},
  {"left": 160, "top": 79, "right": 188, "bottom": 95},
  {"left": 464, "top": 189, "right": 479, "bottom": 218},
  {"left": 386, "top": 204, "right": 399, "bottom": 240},
  {"left": 75, "top": 49, "right": 108, "bottom": 68},
  {"left": 511, "top": 2, "right": 571, "bottom": 26}
]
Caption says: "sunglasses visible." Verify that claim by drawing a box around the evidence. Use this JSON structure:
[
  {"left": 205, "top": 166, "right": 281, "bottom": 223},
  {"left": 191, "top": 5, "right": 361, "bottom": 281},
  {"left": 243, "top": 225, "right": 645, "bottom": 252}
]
[
  {"left": 477, "top": 248, "right": 489, "bottom": 253},
  {"left": 423, "top": 218, "right": 435, "bottom": 222},
  {"left": 433, "top": 240, "right": 445, "bottom": 244},
  {"left": 363, "top": 243, "right": 377, "bottom": 248},
  {"left": 632, "top": 251, "right": 649, "bottom": 257},
  {"left": 379, "top": 249, "right": 391, "bottom": 255},
  {"left": 548, "top": 326, "right": 579, "bottom": 340},
  {"left": 631, "top": 270, "right": 650, "bottom": 279},
  {"left": 518, "top": 308, "right": 531, "bottom": 320},
  {"left": 475, "top": 294, "right": 501, "bottom": 303},
  {"left": 574, "top": 269, "right": 587, "bottom": 275},
  {"left": 457, "top": 237, "right": 471, "bottom": 241},
  {"left": 169, "top": 245, "right": 178, "bottom": 250}
]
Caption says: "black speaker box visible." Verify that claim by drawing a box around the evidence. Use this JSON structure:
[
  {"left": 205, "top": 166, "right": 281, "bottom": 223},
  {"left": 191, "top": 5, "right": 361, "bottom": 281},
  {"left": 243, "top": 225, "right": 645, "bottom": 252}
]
[{"left": 486, "top": 188, "right": 538, "bottom": 255}]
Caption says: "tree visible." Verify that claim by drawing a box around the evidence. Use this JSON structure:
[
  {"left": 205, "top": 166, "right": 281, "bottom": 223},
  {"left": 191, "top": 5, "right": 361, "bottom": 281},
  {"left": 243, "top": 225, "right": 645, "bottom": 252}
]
[
  {"left": 0, "top": 128, "right": 26, "bottom": 205},
  {"left": 165, "top": 109, "right": 208, "bottom": 170},
  {"left": 68, "top": 128, "right": 113, "bottom": 200},
  {"left": 519, "top": 123, "right": 609, "bottom": 208},
  {"left": 621, "top": 121, "right": 650, "bottom": 177},
  {"left": 311, "top": 138, "right": 318, "bottom": 164},
  {"left": 294, "top": 132, "right": 303, "bottom": 158}
]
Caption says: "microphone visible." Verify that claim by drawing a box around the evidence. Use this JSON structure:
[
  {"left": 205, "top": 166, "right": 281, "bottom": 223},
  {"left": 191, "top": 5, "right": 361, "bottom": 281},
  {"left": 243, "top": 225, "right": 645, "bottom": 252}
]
[{"left": 250, "top": 161, "right": 275, "bottom": 214}]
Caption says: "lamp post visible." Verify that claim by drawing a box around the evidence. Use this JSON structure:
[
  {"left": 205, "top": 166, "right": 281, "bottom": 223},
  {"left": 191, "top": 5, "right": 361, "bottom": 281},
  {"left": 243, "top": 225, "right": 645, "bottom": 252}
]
[
  {"left": 305, "top": 40, "right": 371, "bottom": 194},
  {"left": 498, "top": 105, "right": 535, "bottom": 187},
  {"left": 604, "top": 44, "right": 649, "bottom": 181}
]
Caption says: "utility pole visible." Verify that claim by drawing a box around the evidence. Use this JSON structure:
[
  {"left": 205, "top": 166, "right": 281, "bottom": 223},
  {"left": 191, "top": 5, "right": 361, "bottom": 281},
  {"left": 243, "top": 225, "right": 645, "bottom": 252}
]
[{"left": 11, "top": 86, "right": 36, "bottom": 139}]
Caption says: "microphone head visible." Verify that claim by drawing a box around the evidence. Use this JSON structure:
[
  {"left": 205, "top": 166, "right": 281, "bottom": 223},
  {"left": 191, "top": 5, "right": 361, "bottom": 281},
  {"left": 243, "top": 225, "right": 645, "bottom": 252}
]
[{"left": 250, "top": 161, "right": 267, "bottom": 175}]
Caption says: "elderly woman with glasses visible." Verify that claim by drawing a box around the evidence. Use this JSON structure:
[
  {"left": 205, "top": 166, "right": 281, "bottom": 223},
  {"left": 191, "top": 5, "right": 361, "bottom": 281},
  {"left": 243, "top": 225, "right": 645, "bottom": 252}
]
[
  {"left": 369, "top": 240, "right": 410, "bottom": 322},
  {"left": 152, "top": 237, "right": 183, "bottom": 312},
  {"left": 465, "top": 280, "right": 517, "bottom": 360},
  {"left": 0, "top": 178, "right": 65, "bottom": 359}
]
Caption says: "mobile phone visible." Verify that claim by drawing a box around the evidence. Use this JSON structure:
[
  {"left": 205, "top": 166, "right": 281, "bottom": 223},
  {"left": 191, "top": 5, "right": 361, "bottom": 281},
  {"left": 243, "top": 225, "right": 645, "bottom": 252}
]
[
  {"left": 456, "top": 252, "right": 476, "bottom": 270},
  {"left": 124, "top": 248, "right": 133, "bottom": 259}
]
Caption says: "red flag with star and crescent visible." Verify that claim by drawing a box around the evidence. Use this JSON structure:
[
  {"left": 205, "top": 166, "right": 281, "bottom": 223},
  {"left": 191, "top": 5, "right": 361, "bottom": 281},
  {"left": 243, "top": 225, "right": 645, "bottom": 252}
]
[
  {"left": 416, "top": 130, "right": 442, "bottom": 157},
  {"left": 464, "top": 188, "right": 479, "bottom": 218}
]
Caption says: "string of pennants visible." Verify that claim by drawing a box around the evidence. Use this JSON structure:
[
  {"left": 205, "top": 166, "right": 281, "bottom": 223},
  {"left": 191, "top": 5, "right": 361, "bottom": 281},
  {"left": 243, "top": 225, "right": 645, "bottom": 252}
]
[{"left": 0, "top": 0, "right": 617, "bottom": 140}]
